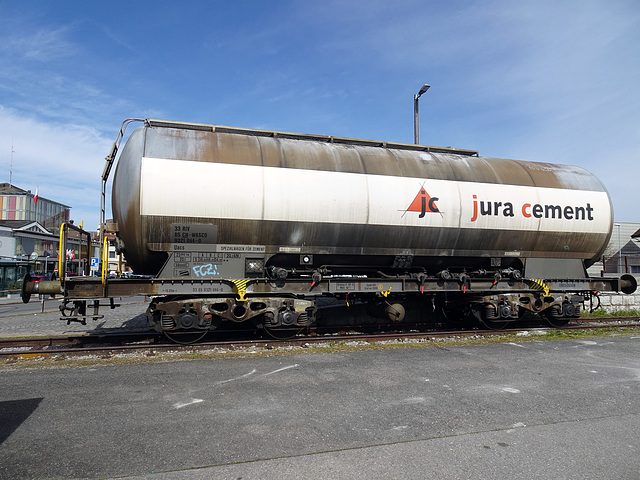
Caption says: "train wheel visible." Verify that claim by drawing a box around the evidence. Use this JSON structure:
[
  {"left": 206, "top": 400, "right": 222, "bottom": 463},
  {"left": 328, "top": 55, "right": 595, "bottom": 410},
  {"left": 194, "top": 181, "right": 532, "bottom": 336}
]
[
  {"left": 478, "top": 303, "right": 509, "bottom": 330},
  {"left": 439, "top": 307, "right": 468, "bottom": 326},
  {"left": 263, "top": 326, "right": 303, "bottom": 340},
  {"left": 545, "top": 317, "right": 570, "bottom": 328},
  {"left": 544, "top": 306, "right": 570, "bottom": 328},
  {"left": 163, "top": 330, "right": 209, "bottom": 345},
  {"left": 479, "top": 318, "right": 510, "bottom": 330}
]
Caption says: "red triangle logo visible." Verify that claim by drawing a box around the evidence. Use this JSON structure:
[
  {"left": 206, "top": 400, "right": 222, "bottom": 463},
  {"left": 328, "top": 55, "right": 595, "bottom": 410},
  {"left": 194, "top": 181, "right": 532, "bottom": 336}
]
[{"left": 406, "top": 188, "right": 439, "bottom": 216}]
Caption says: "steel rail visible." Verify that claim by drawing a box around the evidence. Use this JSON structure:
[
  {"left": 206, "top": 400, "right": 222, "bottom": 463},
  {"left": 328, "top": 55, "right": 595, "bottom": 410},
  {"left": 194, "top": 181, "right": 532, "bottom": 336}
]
[{"left": 1, "top": 317, "right": 638, "bottom": 358}]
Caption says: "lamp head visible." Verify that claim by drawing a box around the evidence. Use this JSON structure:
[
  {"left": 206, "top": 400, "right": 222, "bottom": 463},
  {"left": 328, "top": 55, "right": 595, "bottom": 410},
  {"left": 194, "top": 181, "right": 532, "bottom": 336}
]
[{"left": 417, "top": 84, "right": 430, "bottom": 97}]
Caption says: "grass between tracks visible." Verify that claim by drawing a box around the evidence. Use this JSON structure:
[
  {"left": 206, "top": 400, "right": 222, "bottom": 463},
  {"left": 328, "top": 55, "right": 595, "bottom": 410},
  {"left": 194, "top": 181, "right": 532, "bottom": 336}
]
[
  {"left": 582, "top": 308, "right": 640, "bottom": 317},
  {"left": 2, "top": 324, "right": 640, "bottom": 371}
]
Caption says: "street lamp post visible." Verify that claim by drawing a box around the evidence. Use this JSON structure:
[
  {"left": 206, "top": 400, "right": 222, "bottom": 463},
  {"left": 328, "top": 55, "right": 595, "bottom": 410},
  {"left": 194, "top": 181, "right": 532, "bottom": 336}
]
[
  {"left": 414, "top": 83, "right": 430, "bottom": 144},
  {"left": 614, "top": 223, "right": 622, "bottom": 273}
]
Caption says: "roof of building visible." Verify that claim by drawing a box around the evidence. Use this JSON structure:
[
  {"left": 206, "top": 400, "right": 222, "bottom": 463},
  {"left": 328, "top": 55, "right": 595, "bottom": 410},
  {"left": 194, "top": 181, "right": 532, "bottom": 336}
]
[
  {"left": 0, "top": 220, "right": 55, "bottom": 235},
  {"left": 0, "top": 183, "right": 29, "bottom": 194},
  {"left": 0, "top": 220, "right": 34, "bottom": 229},
  {"left": 0, "top": 183, "right": 70, "bottom": 208}
]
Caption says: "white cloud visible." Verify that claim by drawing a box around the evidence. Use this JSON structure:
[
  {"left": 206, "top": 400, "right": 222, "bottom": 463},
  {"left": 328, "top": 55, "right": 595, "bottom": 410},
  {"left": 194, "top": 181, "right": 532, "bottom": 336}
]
[
  {"left": 0, "top": 107, "right": 112, "bottom": 229},
  {"left": 0, "top": 25, "right": 75, "bottom": 61}
]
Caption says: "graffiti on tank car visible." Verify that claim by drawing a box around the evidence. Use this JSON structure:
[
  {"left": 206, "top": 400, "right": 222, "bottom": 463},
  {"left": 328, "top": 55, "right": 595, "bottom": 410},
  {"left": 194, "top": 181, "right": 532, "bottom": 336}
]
[{"left": 192, "top": 263, "right": 220, "bottom": 277}]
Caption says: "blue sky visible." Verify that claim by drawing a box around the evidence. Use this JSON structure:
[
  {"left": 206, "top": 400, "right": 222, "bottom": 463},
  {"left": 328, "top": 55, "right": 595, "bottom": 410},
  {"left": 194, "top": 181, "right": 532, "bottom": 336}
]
[{"left": 1, "top": 0, "right": 639, "bottom": 228}]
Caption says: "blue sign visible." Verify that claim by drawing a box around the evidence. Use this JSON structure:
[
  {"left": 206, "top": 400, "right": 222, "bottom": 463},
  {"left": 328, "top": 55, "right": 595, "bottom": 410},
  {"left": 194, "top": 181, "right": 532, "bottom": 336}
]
[{"left": 90, "top": 257, "right": 99, "bottom": 268}]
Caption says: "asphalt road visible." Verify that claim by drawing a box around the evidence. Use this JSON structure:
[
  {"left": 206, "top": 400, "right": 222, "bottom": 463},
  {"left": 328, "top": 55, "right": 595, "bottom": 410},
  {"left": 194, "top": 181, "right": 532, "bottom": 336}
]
[{"left": 1, "top": 334, "right": 640, "bottom": 479}]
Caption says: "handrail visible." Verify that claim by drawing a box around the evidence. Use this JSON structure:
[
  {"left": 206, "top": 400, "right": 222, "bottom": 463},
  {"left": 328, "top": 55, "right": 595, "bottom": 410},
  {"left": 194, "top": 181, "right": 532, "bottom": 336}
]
[
  {"left": 58, "top": 222, "right": 93, "bottom": 286},
  {"left": 145, "top": 118, "right": 480, "bottom": 156},
  {"left": 58, "top": 223, "right": 64, "bottom": 279},
  {"left": 100, "top": 118, "right": 144, "bottom": 269},
  {"left": 102, "top": 236, "right": 108, "bottom": 285}
]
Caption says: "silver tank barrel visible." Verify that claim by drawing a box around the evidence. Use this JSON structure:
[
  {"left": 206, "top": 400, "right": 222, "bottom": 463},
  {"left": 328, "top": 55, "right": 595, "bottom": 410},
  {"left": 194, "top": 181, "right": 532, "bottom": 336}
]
[{"left": 112, "top": 120, "right": 613, "bottom": 275}]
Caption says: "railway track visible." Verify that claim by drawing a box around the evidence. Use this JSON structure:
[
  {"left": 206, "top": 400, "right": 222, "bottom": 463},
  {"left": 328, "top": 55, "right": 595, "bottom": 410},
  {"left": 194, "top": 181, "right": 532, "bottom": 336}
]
[{"left": 1, "top": 317, "right": 638, "bottom": 360}]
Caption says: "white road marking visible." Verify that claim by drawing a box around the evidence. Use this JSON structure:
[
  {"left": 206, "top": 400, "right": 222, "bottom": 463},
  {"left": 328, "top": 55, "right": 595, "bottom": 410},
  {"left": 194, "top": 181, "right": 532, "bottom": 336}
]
[
  {"left": 502, "top": 387, "right": 521, "bottom": 393},
  {"left": 173, "top": 398, "right": 204, "bottom": 409},
  {"left": 214, "top": 369, "right": 257, "bottom": 386},
  {"left": 263, "top": 364, "right": 299, "bottom": 376}
]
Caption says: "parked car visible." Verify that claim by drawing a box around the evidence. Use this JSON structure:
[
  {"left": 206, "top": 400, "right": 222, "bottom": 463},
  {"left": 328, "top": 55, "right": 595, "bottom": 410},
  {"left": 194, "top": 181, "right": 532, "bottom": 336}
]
[{"left": 30, "top": 273, "right": 50, "bottom": 282}]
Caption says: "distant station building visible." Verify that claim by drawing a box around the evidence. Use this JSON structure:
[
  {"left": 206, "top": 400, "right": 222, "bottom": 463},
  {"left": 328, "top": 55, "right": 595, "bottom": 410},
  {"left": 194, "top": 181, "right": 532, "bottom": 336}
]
[
  {"left": 0, "top": 184, "right": 97, "bottom": 295},
  {"left": 0, "top": 220, "right": 57, "bottom": 292},
  {"left": 0, "top": 182, "right": 70, "bottom": 231}
]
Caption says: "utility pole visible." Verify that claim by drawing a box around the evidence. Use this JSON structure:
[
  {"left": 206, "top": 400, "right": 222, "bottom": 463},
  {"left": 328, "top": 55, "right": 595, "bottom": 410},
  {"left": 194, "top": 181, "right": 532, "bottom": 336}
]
[{"left": 9, "top": 143, "right": 14, "bottom": 185}]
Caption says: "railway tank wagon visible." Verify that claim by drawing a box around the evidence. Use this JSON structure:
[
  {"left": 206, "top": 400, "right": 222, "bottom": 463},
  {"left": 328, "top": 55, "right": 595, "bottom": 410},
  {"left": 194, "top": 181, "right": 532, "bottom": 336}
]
[
  {"left": 20, "top": 118, "right": 637, "bottom": 339},
  {"left": 107, "top": 119, "right": 633, "bottom": 335},
  {"left": 115, "top": 121, "right": 611, "bottom": 275}
]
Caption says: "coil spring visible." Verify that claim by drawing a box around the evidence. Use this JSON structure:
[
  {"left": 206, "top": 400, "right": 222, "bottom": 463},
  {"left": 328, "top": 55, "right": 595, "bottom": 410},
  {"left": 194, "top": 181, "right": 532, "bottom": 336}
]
[{"left": 161, "top": 315, "right": 175, "bottom": 330}]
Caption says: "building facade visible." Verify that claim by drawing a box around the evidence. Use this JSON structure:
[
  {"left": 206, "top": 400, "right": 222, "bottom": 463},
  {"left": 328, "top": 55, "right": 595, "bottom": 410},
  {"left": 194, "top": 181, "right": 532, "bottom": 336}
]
[
  {"left": 0, "top": 183, "right": 70, "bottom": 232},
  {"left": 0, "top": 184, "right": 101, "bottom": 295},
  {"left": 587, "top": 222, "right": 640, "bottom": 277},
  {"left": 0, "top": 219, "right": 102, "bottom": 294},
  {"left": 0, "top": 220, "right": 57, "bottom": 293},
  {"left": 602, "top": 222, "right": 640, "bottom": 275}
]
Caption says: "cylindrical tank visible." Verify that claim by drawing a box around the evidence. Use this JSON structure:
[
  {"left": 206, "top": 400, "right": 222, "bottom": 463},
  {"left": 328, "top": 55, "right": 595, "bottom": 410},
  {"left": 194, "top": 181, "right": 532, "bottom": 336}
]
[{"left": 112, "top": 120, "right": 613, "bottom": 275}]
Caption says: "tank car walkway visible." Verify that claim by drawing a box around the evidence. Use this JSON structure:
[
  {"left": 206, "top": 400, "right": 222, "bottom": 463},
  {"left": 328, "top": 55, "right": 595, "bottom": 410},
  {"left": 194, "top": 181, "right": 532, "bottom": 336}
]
[{"left": 1, "top": 334, "right": 640, "bottom": 478}]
